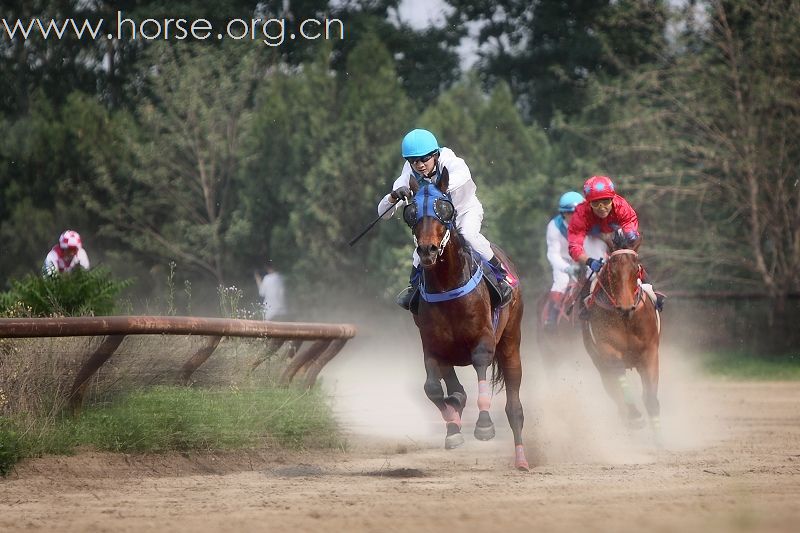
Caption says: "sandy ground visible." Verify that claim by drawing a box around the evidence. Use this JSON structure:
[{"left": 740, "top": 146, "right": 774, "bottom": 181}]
[{"left": 2, "top": 322, "right": 799, "bottom": 533}]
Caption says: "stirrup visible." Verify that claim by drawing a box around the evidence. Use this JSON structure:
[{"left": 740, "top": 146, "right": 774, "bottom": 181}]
[
  {"left": 498, "top": 279, "right": 513, "bottom": 307},
  {"left": 396, "top": 285, "right": 415, "bottom": 310}
]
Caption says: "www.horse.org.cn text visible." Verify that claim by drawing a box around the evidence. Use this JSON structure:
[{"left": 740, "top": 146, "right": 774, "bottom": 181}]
[{"left": 2, "top": 12, "right": 346, "bottom": 47}]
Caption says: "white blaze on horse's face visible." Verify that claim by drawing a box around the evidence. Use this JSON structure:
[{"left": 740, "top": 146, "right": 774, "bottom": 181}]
[
  {"left": 415, "top": 219, "right": 449, "bottom": 268},
  {"left": 606, "top": 249, "right": 642, "bottom": 315}
]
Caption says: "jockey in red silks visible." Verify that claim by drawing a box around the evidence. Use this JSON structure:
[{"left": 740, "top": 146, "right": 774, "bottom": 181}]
[
  {"left": 568, "top": 176, "right": 664, "bottom": 314},
  {"left": 42, "top": 230, "right": 91, "bottom": 277}
]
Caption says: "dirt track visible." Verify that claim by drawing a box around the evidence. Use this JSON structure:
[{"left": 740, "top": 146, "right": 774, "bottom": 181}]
[{"left": 2, "top": 333, "right": 799, "bottom": 532}]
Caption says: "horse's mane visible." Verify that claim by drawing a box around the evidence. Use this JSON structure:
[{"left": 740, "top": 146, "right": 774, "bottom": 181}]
[{"left": 611, "top": 229, "right": 643, "bottom": 252}]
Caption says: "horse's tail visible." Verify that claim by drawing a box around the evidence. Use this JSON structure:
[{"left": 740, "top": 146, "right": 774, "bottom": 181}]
[{"left": 490, "top": 358, "right": 505, "bottom": 392}]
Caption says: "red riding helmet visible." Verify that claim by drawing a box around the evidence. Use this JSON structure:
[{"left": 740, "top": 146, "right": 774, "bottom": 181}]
[
  {"left": 59, "top": 230, "right": 82, "bottom": 251},
  {"left": 583, "top": 175, "right": 616, "bottom": 202}
]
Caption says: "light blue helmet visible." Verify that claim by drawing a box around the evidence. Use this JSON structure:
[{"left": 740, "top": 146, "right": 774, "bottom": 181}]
[
  {"left": 401, "top": 129, "right": 440, "bottom": 158},
  {"left": 558, "top": 191, "right": 585, "bottom": 213}
]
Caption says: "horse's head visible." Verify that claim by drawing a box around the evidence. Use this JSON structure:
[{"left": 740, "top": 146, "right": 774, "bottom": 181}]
[
  {"left": 402, "top": 168, "right": 456, "bottom": 268},
  {"left": 610, "top": 228, "right": 642, "bottom": 253},
  {"left": 600, "top": 249, "right": 643, "bottom": 317}
]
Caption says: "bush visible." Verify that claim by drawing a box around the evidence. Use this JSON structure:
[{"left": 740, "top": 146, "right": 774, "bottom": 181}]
[
  {"left": 0, "top": 267, "right": 132, "bottom": 317},
  {"left": 0, "top": 418, "right": 21, "bottom": 476}
]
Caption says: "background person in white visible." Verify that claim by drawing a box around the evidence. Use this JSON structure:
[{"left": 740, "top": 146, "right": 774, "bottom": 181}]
[
  {"left": 42, "top": 230, "right": 90, "bottom": 277},
  {"left": 254, "top": 261, "right": 287, "bottom": 321}
]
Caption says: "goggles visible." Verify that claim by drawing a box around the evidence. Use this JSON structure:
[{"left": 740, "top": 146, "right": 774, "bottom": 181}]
[
  {"left": 405, "top": 150, "right": 438, "bottom": 165},
  {"left": 590, "top": 198, "right": 613, "bottom": 208},
  {"left": 403, "top": 195, "right": 455, "bottom": 228}
]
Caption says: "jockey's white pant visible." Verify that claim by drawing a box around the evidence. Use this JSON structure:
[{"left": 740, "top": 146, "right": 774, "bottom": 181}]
[
  {"left": 411, "top": 208, "right": 493, "bottom": 267},
  {"left": 550, "top": 235, "right": 607, "bottom": 291},
  {"left": 550, "top": 269, "right": 571, "bottom": 293}
]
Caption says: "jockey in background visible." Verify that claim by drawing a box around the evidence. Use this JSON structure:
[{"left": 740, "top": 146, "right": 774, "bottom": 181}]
[
  {"left": 543, "top": 191, "right": 585, "bottom": 330},
  {"left": 377, "top": 128, "right": 514, "bottom": 310},
  {"left": 42, "top": 230, "right": 91, "bottom": 277},
  {"left": 568, "top": 176, "right": 665, "bottom": 315}
]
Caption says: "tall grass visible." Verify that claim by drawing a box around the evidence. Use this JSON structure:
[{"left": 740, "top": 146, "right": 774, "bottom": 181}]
[
  {"left": 701, "top": 351, "right": 800, "bottom": 380},
  {"left": 0, "top": 385, "right": 342, "bottom": 475}
]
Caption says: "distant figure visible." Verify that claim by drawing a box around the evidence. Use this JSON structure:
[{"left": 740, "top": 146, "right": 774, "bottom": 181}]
[
  {"left": 42, "top": 230, "right": 90, "bottom": 277},
  {"left": 254, "top": 261, "right": 288, "bottom": 321}
]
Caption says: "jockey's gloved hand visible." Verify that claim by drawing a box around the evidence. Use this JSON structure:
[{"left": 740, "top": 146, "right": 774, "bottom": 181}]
[
  {"left": 390, "top": 186, "right": 413, "bottom": 203},
  {"left": 624, "top": 230, "right": 640, "bottom": 245},
  {"left": 586, "top": 258, "right": 604, "bottom": 273}
]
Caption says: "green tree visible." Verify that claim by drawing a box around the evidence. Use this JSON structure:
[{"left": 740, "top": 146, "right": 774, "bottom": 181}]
[
  {"left": 416, "top": 78, "right": 553, "bottom": 284},
  {"left": 670, "top": 0, "right": 800, "bottom": 320},
  {"left": 445, "top": 0, "right": 668, "bottom": 126},
  {"left": 77, "top": 42, "right": 261, "bottom": 284},
  {"left": 288, "top": 34, "right": 413, "bottom": 296}
]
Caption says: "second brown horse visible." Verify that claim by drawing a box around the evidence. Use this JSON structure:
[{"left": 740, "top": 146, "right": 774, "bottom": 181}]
[{"left": 581, "top": 239, "right": 662, "bottom": 441}]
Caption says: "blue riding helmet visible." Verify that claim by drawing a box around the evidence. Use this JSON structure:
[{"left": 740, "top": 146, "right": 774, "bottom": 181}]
[
  {"left": 558, "top": 191, "right": 585, "bottom": 213},
  {"left": 401, "top": 129, "right": 440, "bottom": 158}
]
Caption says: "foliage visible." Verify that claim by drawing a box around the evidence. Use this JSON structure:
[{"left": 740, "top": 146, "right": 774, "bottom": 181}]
[
  {"left": 1, "top": 0, "right": 799, "bottom": 350},
  {"left": 0, "top": 385, "right": 340, "bottom": 475},
  {"left": 0, "top": 267, "right": 132, "bottom": 317},
  {"left": 0, "top": 418, "right": 22, "bottom": 476},
  {"left": 702, "top": 351, "right": 800, "bottom": 381},
  {"left": 445, "top": 0, "right": 669, "bottom": 125}
]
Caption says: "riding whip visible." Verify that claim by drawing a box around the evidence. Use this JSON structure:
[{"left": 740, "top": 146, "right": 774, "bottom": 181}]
[{"left": 348, "top": 199, "right": 407, "bottom": 247}]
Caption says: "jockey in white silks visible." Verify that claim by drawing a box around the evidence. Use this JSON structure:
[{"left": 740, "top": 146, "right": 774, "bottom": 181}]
[
  {"left": 42, "top": 230, "right": 91, "bottom": 277},
  {"left": 543, "top": 191, "right": 609, "bottom": 329},
  {"left": 377, "top": 128, "right": 513, "bottom": 310}
]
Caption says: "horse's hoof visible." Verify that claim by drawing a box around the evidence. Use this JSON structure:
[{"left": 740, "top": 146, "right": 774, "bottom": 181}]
[
  {"left": 445, "top": 432, "right": 465, "bottom": 449},
  {"left": 474, "top": 423, "right": 495, "bottom": 441},
  {"left": 515, "top": 461, "right": 530, "bottom": 472}
]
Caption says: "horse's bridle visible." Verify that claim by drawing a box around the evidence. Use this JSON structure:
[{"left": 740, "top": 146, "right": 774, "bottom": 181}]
[
  {"left": 404, "top": 186, "right": 456, "bottom": 259},
  {"left": 592, "top": 249, "right": 643, "bottom": 311}
]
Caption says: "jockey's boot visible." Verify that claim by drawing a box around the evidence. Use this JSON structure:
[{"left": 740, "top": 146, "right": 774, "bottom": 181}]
[
  {"left": 396, "top": 266, "right": 421, "bottom": 310},
  {"left": 488, "top": 256, "right": 513, "bottom": 307},
  {"left": 655, "top": 292, "right": 666, "bottom": 312},
  {"left": 641, "top": 281, "right": 666, "bottom": 312},
  {"left": 543, "top": 291, "right": 563, "bottom": 331}
]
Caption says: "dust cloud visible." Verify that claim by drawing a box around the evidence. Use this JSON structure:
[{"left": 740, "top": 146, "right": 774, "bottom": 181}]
[{"left": 317, "top": 304, "right": 726, "bottom": 466}]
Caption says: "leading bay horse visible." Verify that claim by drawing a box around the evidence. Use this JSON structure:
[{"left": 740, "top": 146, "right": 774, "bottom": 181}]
[
  {"left": 581, "top": 234, "right": 662, "bottom": 441},
  {"left": 402, "top": 169, "right": 528, "bottom": 470}
]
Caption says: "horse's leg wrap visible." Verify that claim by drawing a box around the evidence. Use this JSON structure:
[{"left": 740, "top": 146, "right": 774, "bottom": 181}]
[
  {"left": 477, "top": 379, "right": 491, "bottom": 411},
  {"left": 617, "top": 374, "right": 634, "bottom": 406},
  {"left": 514, "top": 444, "right": 529, "bottom": 471},
  {"left": 442, "top": 403, "right": 462, "bottom": 428},
  {"left": 474, "top": 380, "right": 496, "bottom": 441}
]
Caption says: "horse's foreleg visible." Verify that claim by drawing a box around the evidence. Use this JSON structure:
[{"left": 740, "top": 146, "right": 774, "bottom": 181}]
[
  {"left": 638, "top": 347, "right": 662, "bottom": 446},
  {"left": 471, "top": 341, "right": 495, "bottom": 441},
  {"left": 423, "top": 358, "right": 464, "bottom": 449},
  {"left": 595, "top": 354, "right": 643, "bottom": 428},
  {"left": 441, "top": 366, "right": 467, "bottom": 418}
]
